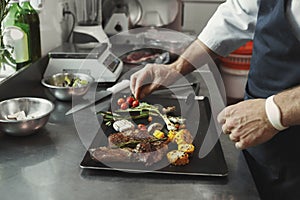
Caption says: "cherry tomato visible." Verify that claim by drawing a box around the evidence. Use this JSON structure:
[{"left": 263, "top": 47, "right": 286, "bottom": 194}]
[
  {"left": 140, "top": 127, "right": 147, "bottom": 131},
  {"left": 138, "top": 124, "right": 146, "bottom": 131},
  {"left": 120, "top": 102, "right": 128, "bottom": 110},
  {"left": 126, "top": 96, "right": 135, "bottom": 106},
  {"left": 117, "top": 98, "right": 125, "bottom": 106},
  {"left": 137, "top": 124, "right": 145, "bottom": 129},
  {"left": 132, "top": 100, "right": 139, "bottom": 108}
]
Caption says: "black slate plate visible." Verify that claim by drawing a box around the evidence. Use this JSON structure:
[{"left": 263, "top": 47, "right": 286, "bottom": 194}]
[{"left": 80, "top": 95, "right": 228, "bottom": 176}]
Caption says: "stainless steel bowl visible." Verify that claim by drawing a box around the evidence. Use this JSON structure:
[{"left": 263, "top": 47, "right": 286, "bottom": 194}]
[
  {"left": 41, "top": 72, "right": 94, "bottom": 101},
  {"left": 0, "top": 97, "right": 54, "bottom": 136}
]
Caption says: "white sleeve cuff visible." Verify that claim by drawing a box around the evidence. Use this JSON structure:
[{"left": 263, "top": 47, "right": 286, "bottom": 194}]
[{"left": 265, "top": 95, "right": 289, "bottom": 131}]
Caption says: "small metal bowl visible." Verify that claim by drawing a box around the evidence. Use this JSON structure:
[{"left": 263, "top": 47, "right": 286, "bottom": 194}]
[
  {"left": 41, "top": 72, "right": 94, "bottom": 101},
  {"left": 0, "top": 97, "right": 54, "bottom": 136}
]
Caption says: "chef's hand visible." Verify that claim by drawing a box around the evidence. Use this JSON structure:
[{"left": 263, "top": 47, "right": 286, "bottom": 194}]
[
  {"left": 130, "top": 39, "right": 219, "bottom": 99},
  {"left": 130, "top": 63, "right": 181, "bottom": 99},
  {"left": 217, "top": 99, "right": 279, "bottom": 149}
]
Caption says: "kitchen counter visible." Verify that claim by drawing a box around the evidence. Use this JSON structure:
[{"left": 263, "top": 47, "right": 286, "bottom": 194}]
[{"left": 0, "top": 53, "right": 259, "bottom": 199}]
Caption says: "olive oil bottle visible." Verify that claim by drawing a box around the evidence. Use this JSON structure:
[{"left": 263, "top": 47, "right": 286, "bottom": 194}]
[
  {"left": 2, "top": 0, "right": 30, "bottom": 70},
  {"left": 20, "top": 0, "right": 41, "bottom": 62}
]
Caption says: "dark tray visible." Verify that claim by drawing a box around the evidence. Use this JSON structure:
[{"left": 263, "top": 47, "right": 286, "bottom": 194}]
[{"left": 80, "top": 95, "right": 228, "bottom": 176}]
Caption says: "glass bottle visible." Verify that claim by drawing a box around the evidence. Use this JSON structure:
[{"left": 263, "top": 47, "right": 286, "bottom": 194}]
[
  {"left": 20, "top": 0, "right": 41, "bottom": 62},
  {"left": 2, "top": 0, "right": 30, "bottom": 70},
  {"left": 0, "top": 0, "right": 17, "bottom": 78}
]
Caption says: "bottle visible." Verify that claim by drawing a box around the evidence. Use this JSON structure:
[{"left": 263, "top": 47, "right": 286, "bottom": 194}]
[
  {"left": 19, "top": 0, "right": 41, "bottom": 62},
  {"left": 2, "top": 0, "right": 30, "bottom": 70}
]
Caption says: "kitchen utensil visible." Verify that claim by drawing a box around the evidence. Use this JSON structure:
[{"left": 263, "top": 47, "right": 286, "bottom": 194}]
[
  {"left": 65, "top": 90, "right": 112, "bottom": 116},
  {"left": 152, "top": 81, "right": 203, "bottom": 100},
  {"left": 149, "top": 82, "right": 198, "bottom": 96},
  {"left": 156, "top": 82, "right": 196, "bottom": 90},
  {"left": 184, "top": 93, "right": 198, "bottom": 118},
  {"left": 155, "top": 94, "right": 205, "bottom": 101},
  {"left": 141, "top": 29, "right": 193, "bottom": 54},
  {"left": 137, "top": 0, "right": 180, "bottom": 27},
  {"left": 65, "top": 81, "right": 197, "bottom": 115},
  {"left": 75, "top": 0, "right": 101, "bottom": 26},
  {"left": 95, "top": 100, "right": 111, "bottom": 113},
  {"left": 73, "top": 0, "right": 108, "bottom": 44},
  {"left": 185, "top": 93, "right": 196, "bottom": 104},
  {"left": 41, "top": 72, "right": 94, "bottom": 101},
  {"left": 0, "top": 97, "right": 54, "bottom": 136},
  {"left": 102, "top": 0, "right": 142, "bottom": 32},
  {"left": 65, "top": 79, "right": 130, "bottom": 115},
  {"left": 45, "top": 43, "right": 123, "bottom": 83}
]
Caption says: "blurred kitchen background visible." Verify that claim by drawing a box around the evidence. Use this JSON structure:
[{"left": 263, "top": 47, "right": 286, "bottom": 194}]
[
  {"left": 18, "top": 0, "right": 251, "bottom": 104},
  {"left": 36, "top": 0, "right": 224, "bottom": 55}
]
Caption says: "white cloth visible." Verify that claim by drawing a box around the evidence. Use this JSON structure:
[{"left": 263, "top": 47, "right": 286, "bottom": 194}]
[{"left": 198, "top": 0, "right": 300, "bottom": 56}]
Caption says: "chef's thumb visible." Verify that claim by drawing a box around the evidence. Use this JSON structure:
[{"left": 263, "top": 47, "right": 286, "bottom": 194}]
[
  {"left": 217, "top": 109, "right": 226, "bottom": 124},
  {"left": 130, "top": 76, "right": 137, "bottom": 96}
]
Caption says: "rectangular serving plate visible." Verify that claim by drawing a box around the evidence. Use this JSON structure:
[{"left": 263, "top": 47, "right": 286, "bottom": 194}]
[{"left": 80, "top": 95, "right": 228, "bottom": 176}]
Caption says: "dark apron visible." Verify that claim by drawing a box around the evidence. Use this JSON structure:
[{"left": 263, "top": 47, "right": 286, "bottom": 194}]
[{"left": 244, "top": 0, "right": 300, "bottom": 199}]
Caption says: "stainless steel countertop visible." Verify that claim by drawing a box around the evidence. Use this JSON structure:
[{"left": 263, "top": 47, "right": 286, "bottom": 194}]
[{"left": 0, "top": 51, "right": 259, "bottom": 200}]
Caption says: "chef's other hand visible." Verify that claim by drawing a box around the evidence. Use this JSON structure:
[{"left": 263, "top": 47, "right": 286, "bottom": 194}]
[
  {"left": 130, "top": 63, "right": 181, "bottom": 99},
  {"left": 217, "top": 99, "right": 279, "bottom": 149}
]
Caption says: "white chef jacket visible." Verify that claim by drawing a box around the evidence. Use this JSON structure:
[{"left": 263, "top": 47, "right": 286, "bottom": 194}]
[{"left": 198, "top": 0, "right": 300, "bottom": 56}]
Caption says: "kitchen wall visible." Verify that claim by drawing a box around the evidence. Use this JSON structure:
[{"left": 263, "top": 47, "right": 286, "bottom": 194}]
[
  {"left": 182, "top": 0, "right": 225, "bottom": 35},
  {"left": 34, "top": 0, "right": 225, "bottom": 55},
  {"left": 31, "top": 0, "right": 73, "bottom": 55}
]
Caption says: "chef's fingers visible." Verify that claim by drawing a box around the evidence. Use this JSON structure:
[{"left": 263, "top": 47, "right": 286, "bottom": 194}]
[
  {"left": 139, "top": 83, "right": 161, "bottom": 99},
  {"left": 133, "top": 82, "right": 142, "bottom": 100},
  {"left": 217, "top": 108, "right": 226, "bottom": 124},
  {"left": 235, "top": 142, "right": 242, "bottom": 150},
  {"left": 130, "top": 75, "right": 137, "bottom": 96},
  {"left": 221, "top": 124, "right": 231, "bottom": 135},
  {"left": 131, "top": 70, "right": 151, "bottom": 99},
  {"left": 229, "top": 133, "right": 239, "bottom": 142},
  {"left": 235, "top": 133, "right": 256, "bottom": 150},
  {"left": 235, "top": 139, "right": 250, "bottom": 150},
  {"left": 235, "top": 131, "right": 264, "bottom": 150}
]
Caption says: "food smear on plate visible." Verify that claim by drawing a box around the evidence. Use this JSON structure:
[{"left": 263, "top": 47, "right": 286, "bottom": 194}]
[{"left": 91, "top": 97, "right": 195, "bottom": 166}]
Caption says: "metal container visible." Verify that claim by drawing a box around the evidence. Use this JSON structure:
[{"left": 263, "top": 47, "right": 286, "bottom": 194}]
[
  {"left": 102, "top": 0, "right": 142, "bottom": 30},
  {"left": 141, "top": 29, "right": 194, "bottom": 54},
  {"left": 41, "top": 72, "right": 94, "bottom": 101},
  {"left": 75, "top": 0, "right": 102, "bottom": 26},
  {"left": 0, "top": 97, "right": 54, "bottom": 136}
]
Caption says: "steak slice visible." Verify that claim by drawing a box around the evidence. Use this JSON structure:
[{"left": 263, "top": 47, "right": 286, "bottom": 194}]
[
  {"left": 89, "top": 147, "right": 134, "bottom": 163},
  {"left": 133, "top": 142, "right": 169, "bottom": 166},
  {"left": 108, "top": 132, "right": 131, "bottom": 148},
  {"left": 123, "top": 50, "right": 159, "bottom": 64},
  {"left": 89, "top": 142, "right": 168, "bottom": 166},
  {"left": 108, "top": 130, "right": 153, "bottom": 148},
  {"left": 89, "top": 129, "right": 170, "bottom": 166}
]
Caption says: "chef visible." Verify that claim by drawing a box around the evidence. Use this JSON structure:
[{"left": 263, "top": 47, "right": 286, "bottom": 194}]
[{"left": 130, "top": 0, "right": 300, "bottom": 199}]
